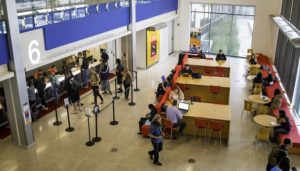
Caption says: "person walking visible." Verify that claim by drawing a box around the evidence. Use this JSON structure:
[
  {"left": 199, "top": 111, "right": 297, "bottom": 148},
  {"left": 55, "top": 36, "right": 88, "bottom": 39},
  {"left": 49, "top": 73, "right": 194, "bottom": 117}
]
[
  {"left": 115, "top": 58, "right": 124, "bottom": 93},
  {"left": 148, "top": 114, "right": 164, "bottom": 166},
  {"left": 90, "top": 67, "right": 103, "bottom": 105},
  {"left": 122, "top": 69, "right": 132, "bottom": 100}
]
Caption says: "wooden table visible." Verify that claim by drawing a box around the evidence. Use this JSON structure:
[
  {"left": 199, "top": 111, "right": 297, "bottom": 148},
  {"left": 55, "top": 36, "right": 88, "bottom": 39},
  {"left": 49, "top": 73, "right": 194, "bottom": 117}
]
[
  {"left": 165, "top": 102, "right": 231, "bottom": 145},
  {"left": 247, "top": 64, "right": 261, "bottom": 68},
  {"left": 254, "top": 115, "right": 277, "bottom": 127},
  {"left": 187, "top": 58, "right": 231, "bottom": 77},
  {"left": 177, "top": 76, "right": 230, "bottom": 104},
  {"left": 248, "top": 95, "right": 271, "bottom": 104}
]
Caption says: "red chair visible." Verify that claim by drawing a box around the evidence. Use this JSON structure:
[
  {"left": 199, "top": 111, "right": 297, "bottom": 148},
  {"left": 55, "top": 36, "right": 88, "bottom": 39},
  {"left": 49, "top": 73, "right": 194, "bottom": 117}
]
[
  {"left": 141, "top": 125, "right": 150, "bottom": 137},
  {"left": 204, "top": 67, "right": 215, "bottom": 76},
  {"left": 194, "top": 118, "right": 209, "bottom": 141},
  {"left": 162, "top": 117, "right": 179, "bottom": 139},
  {"left": 209, "top": 86, "right": 221, "bottom": 103},
  {"left": 208, "top": 120, "right": 224, "bottom": 144},
  {"left": 214, "top": 67, "right": 225, "bottom": 77}
]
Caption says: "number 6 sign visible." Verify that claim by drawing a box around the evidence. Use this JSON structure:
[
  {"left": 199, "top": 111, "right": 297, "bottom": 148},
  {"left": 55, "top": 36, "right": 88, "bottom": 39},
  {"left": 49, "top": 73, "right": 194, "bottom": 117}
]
[{"left": 28, "top": 40, "right": 41, "bottom": 65}]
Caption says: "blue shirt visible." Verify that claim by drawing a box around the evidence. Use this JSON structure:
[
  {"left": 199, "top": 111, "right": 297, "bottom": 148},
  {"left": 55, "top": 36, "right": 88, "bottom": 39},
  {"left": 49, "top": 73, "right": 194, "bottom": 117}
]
[
  {"left": 150, "top": 124, "right": 162, "bottom": 143},
  {"left": 166, "top": 106, "right": 183, "bottom": 124},
  {"left": 271, "top": 166, "right": 281, "bottom": 171},
  {"left": 190, "top": 47, "right": 198, "bottom": 54}
]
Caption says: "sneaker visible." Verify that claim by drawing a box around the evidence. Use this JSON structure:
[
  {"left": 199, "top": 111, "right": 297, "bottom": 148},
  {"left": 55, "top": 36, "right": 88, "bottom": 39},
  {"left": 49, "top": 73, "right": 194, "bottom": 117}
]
[
  {"left": 153, "top": 161, "right": 162, "bottom": 166},
  {"left": 148, "top": 151, "right": 153, "bottom": 160}
]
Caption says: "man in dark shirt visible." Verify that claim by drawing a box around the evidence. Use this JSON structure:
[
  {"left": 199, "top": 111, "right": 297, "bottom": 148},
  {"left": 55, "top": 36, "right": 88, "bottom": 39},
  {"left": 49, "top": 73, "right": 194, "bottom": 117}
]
[
  {"left": 198, "top": 49, "right": 206, "bottom": 59},
  {"left": 266, "top": 138, "right": 291, "bottom": 171},
  {"left": 181, "top": 64, "right": 193, "bottom": 76},
  {"left": 216, "top": 50, "right": 227, "bottom": 61},
  {"left": 138, "top": 104, "right": 158, "bottom": 134},
  {"left": 100, "top": 49, "right": 109, "bottom": 63}
]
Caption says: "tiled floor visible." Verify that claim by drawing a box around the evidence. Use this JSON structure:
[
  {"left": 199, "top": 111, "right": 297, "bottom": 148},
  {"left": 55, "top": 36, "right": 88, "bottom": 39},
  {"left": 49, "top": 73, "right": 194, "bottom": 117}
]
[{"left": 0, "top": 53, "right": 300, "bottom": 171}]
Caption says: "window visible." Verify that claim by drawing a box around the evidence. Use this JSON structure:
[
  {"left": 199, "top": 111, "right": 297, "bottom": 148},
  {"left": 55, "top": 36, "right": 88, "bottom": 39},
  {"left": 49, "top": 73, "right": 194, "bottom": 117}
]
[{"left": 190, "top": 3, "right": 255, "bottom": 57}]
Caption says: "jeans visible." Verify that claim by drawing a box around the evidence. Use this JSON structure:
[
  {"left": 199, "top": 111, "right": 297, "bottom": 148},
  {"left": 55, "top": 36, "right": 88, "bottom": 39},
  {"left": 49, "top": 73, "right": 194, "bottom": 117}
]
[
  {"left": 173, "top": 120, "right": 187, "bottom": 135},
  {"left": 38, "top": 91, "right": 47, "bottom": 108},
  {"left": 149, "top": 140, "right": 163, "bottom": 163},
  {"left": 92, "top": 86, "right": 103, "bottom": 105},
  {"left": 81, "top": 69, "right": 89, "bottom": 86},
  {"left": 52, "top": 85, "right": 59, "bottom": 101},
  {"left": 124, "top": 83, "right": 130, "bottom": 99},
  {"left": 272, "top": 127, "right": 289, "bottom": 142},
  {"left": 101, "top": 80, "right": 111, "bottom": 92}
]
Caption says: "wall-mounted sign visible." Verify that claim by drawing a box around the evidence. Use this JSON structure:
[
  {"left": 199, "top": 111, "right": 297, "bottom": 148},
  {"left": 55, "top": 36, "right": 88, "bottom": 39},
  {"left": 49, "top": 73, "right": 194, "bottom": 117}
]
[
  {"left": 28, "top": 40, "right": 41, "bottom": 65},
  {"left": 23, "top": 103, "right": 31, "bottom": 125},
  {"left": 146, "top": 30, "right": 160, "bottom": 68}
]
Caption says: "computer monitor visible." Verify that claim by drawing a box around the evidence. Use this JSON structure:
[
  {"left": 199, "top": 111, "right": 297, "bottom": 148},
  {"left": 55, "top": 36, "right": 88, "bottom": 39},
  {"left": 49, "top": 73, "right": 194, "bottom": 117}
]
[{"left": 178, "top": 102, "right": 189, "bottom": 111}]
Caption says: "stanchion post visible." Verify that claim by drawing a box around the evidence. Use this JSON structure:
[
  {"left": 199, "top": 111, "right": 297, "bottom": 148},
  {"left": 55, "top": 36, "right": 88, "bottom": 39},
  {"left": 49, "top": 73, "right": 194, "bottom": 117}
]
[
  {"left": 85, "top": 113, "right": 94, "bottom": 147},
  {"left": 110, "top": 100, "right": 119, "bottom": 125},
  {"left": 133, "top": 71, "right": 140, "bottom": 92},
  {"left": 92, "top": 105, "right": 102, "bottom": 142},
  {"left": 113, "top": 79, "right": 120, "bottom": 100},
  {"left": 65, "top": 105, "right": 75, "bottom": 132},
  {"left": 53, "top": 100, "right": 62, "bottom": 126},
  {"left": 128, "top": 83, "right": 136, "bottom": 106}
]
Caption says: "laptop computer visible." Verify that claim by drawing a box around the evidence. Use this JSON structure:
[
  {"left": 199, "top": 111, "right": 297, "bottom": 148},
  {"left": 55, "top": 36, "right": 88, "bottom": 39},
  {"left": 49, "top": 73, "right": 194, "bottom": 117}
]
[{"left": 178, "top": 101, "right": 190, "bottom": 114}]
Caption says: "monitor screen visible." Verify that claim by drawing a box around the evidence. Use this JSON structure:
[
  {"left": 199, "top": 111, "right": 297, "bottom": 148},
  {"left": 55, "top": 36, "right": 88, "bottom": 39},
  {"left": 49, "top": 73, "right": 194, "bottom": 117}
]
[{"left": 178, "top": 102, "right": 189, "bottom": 111}]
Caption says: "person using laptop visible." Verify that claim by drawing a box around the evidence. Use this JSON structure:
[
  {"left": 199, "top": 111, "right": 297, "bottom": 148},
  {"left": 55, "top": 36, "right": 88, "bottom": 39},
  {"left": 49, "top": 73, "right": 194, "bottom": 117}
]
[
  {"left": 181, "top": 64, "right": 193, "bottom": 76},
  {"left": 169, "top": 85, "right": 184, "bottom": 102},
  {"left": 216, "top": 50, "right": 227, "bottom": 61},
  {"left": 166, "top": 100, "right": 187, "bottom": 136}
]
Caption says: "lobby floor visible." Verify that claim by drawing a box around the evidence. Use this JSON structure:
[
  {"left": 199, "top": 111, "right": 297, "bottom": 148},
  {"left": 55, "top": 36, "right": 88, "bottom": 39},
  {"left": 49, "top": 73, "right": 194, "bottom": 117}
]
[{"left": 0, "top": 53, "right": 300, "bottom": 171}]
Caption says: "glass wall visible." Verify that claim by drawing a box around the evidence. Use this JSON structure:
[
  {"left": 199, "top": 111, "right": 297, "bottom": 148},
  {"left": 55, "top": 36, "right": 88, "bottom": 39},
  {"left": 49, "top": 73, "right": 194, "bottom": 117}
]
[{"left": 190, "top": 3, "right": 255, "bottom": 57}]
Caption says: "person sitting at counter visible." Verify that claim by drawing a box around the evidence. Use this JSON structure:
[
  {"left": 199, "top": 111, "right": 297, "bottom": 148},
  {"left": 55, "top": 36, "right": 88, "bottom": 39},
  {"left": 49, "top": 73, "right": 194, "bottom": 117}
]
[
  {"left": 269, "top": 89, "right": 285, "bottom": 110},
  {"left": 198, "top": 49, "right": 206, "bottom": 59},
  {"left": 249, "top": 53, "right": 257, "bottom": 65},
  {"left": 252, "top": 72, "right": 263, "bottom": 90},
  {"left": 181, "top": 64, "right": 193, "bottom": 76},
  {"left": 166, "top": 100, "right": 186, "bottom": 137},
  {"left": 263, "top": 70, "right": 275, "bottom": 86},
  {"left": 169, "top": 85, "right": 184, "bottom": 102},
  {"left": 190, "top": 44, "right": 198, "bottom": 54},
  {"left": 216, "top": 50, "right": 227, "bottom": 61},
  {"left": 270, "top": 110, "right": 291, "bottom": 143},
  {"left": 138, "top": 104, "right": 157, "bottom": 134}
]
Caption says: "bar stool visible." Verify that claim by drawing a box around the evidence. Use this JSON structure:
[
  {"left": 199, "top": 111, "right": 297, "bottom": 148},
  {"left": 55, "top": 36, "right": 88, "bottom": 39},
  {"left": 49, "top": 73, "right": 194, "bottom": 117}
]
[
  {"left": 194, "top": 118, "right": 209, "bottom": 142},
  {"left": 209, "top": 85, "right": 221, "bottom": 103},
  {"left": 208, "top": 120, "right": 224, "bottom": 144}
]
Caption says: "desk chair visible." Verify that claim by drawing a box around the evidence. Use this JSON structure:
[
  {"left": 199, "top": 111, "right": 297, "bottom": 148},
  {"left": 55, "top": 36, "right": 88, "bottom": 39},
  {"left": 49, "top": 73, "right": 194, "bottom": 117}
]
[
  {"left": 209, "top": 85, "right": 221, "bottom": 103},
  {"left": 208, "top": 120, "right": 224, "bottom": 145},
  {"left": 204, "top": 67, "right": 215, "bottom": 76},
  {"left": 253, "top": 83, "right": 263, "bottom": 94},
  {"left": 194, "top": 118, "right": 209, "bottom": 142},
  {"left": 241, "top": 100, "right": 255, "bottom": 118},
  {"left": 162, "top": 117, "right": 179, "bottom": 139}
]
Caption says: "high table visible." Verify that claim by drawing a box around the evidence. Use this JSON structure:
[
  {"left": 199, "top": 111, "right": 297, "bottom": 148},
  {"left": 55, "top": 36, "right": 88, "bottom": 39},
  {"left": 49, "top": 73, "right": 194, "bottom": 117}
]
[
  {"left": 177, "top": 75, "right": 230, "bottom": 104},
  {"left": 165, "top": 102, "right": 231, "bottom": 145},
  {"left": 254, "top": 115, "right": 277, "bottom": 142},
  {"left": 187, "top": 58, "right": 231, "bottom": 77},
  {"left": 248, "top": 95, "right": 271, "bottom": 105}
]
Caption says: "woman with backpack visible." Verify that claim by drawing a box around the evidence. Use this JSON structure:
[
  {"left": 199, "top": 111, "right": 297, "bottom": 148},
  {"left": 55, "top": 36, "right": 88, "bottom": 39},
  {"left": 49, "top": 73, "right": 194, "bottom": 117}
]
[
  {"left": 115, "top": 58, "right": 124, "bottom": 93},
  {"left": 123, "top": 69, "right": 132, "bottom": 100},
  {"left": 90, "top": 67, "right": 103, "bottom": 105}
]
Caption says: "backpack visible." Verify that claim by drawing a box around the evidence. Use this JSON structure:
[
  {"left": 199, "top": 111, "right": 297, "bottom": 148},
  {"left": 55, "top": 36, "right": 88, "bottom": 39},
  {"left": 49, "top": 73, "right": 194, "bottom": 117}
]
[{"left": 268, "top": 146, "right": 288, "bottom": 166}]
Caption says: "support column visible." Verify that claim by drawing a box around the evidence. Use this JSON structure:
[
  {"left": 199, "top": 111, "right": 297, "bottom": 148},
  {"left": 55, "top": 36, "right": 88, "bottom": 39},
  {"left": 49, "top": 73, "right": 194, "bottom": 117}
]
[
  {"left": 3, "top": 0, "right": 35, "bottom": 147},
  {"left": 129, "top": 0, "right": 137, "bottom": 74}
]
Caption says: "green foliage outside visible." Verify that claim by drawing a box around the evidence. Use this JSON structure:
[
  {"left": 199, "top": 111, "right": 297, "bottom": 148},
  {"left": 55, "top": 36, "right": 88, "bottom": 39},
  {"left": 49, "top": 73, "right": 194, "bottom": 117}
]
[{"left": 210, "top": 16, "right": 240, "bottom": 56}]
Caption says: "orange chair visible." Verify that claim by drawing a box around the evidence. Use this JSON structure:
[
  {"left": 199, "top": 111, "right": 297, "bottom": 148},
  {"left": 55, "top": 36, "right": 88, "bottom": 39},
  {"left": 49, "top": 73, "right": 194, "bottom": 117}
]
[
  {"left": 209, "top": 85, "right": 221, "bottom": 103},
  {"left": 162, "top": 117, "right": 179, "bottom": 139},
  {"left": 208, "top": 120, "right": 224, "bottom": 144},
  {"left": 214, "top": 67, "right": 225, "bottom": 77},
  {"left": 204, "top": 67, "right": 215, "bottom": 76},
  {"left": 141, "top": 124, "right": 150, "bottom": 137},
  {"left": 194, "top": 118, "right": 209, "bottom": 141}
]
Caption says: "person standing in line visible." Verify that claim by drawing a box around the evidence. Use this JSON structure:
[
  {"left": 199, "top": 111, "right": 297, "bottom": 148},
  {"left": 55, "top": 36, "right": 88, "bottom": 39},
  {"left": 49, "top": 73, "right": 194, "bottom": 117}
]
[
  {"left": 27, "top": 80, "right": 38, "bottom": 120},
  {"left": 100, "top": 62, "right": 112, "bottom": 95},
  {"left": 48, "top": 71, "right": 60, "bottom": 101},
  {"left": 35, "top": 74, "right": 48, "bottom": 110},
  {"left": 100, "top": 49, "right": 109, "bottom": 63},
  {"left": 148, "top": 114, "right": 164, "bottom": 166},
  {"left": 115, "top": 58, "right": 124, "bottom": 93},
  {"left": 123, "top": 69, "right": 132, "bottom": 100},
  {"left": 266, "top": 138, "right": 292, "bottom": 171},
  {"left": 90, "top": 67, "right": 103, "bottom": 105},
  {"left": 79, "top": 52, "right": 89, "bottom": 88},
  {"left": 64, "top": 72, "right": 82, "bottom": 113}
]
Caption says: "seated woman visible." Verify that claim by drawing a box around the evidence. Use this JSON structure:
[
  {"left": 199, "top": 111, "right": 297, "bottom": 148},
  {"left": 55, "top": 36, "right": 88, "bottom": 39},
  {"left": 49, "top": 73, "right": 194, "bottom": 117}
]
[
  {"left": 270, "top": 89, "right": 285, "bottom": 110},
  {"left": 181, "top": 64, "right": 193, "bottom": 76},
  {"left": 270, "top": 110, "right": 291, "bottom": 143},
  {"left": 252, "top": 72, "right": 263, "bottom": 90},
  {"left": 198, "top": 50, "right": 206, "bottom": 59},
  {"left": 169, "top": 85, "right": 184, "bottom": 102},
  {"left": 263, "top": 70, "right": 274, "bottom": 86},
  {"left": 249, "top": 53, "right": 257, "bottom": 64},
  {"left": 190, "top": 44, "right": 198, "bottom": 54},
  {"left": 138, "top": 104, "right": 157, "bottom": 134}
]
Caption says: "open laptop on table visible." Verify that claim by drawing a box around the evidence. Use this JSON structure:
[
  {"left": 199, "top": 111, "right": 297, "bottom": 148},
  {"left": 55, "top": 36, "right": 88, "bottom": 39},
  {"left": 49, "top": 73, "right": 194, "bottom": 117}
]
[{"left": 178, "top": 101, "right": 190, "bottom": 114}]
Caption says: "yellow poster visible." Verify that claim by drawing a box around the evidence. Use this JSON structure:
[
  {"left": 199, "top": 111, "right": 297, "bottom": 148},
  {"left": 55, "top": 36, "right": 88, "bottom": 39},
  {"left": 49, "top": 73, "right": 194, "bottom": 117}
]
[{"left": 147, "top": 30, "right": 160, "bottom": 67}]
